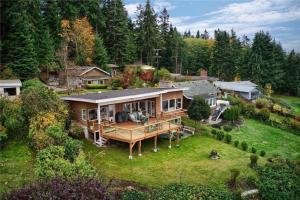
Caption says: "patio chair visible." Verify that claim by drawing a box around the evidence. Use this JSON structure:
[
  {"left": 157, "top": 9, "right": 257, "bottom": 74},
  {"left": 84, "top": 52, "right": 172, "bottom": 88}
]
[{"left": 128, "top": 112, "right": 141, "bottom": 125}]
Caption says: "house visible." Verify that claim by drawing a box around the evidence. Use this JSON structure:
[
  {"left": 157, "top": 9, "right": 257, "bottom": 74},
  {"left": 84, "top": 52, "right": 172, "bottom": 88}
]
[
  {"left": 40, "top": 66, "right": 111, "bottom": 88},
  {"left": 172, "top": 80, "right": 219, "bottom": 109},
  {"left": 61, "top": 88, "right": 186, "bottom": 159},
  {"left": 0, "top": 79, "right": 22, "bottom": 99},
  {"left": 214, "top": 81, "right": 261, "bottom": 100},
  {"left": 159, "top": 80, "right": 218, "bottom": 109},
  {"left": 107, "top": 64, "right": 119, "bottom": 77},
  {"left": 171, "top": 69, "right": 218, "bottom": 83}
]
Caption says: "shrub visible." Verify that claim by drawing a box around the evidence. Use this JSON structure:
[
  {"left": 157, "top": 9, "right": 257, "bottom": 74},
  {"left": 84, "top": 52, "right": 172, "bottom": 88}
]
[
  {"left": 69, "top": 122, "right": 84, "bottom": 139},
  {"left": 187, "top": 96, "right": 211, "bottom": 121},
  {"left": 255, "top": 98, "right": 269, "bottom": 109},
  {"left": 224, "top": 134, "right": 232, "bottom": 144},
  {"left": 260, "top": 150, "right": 266, "bottom": 157},
  {"left": 22, "top": 78, "right": 45, "bottom": 90},
  {"left": 0, "top": 125, "right": 8, "bottom": 149},
  {"left": 121, "top": 190, "right": 150, "bottom": 200},
  {"left": 31, "top": 132, "right": 54, "bottom": 151},
  {"left": 255, "top": 108, "right": 270, "bottom": 122},
  {"left": 211, "top": 129, "right": 217, "bottom": 135},
  {"left": 64, "top": 138, "right": 82, "bottom": 162},
  {"left": 288, "top": 119, "right": 300, "bottom": 131},
  {"left": 242, "top": 104, "right": 255, "bottom": 117},
  {"left": 223, "top": 106, "right": 240, "bottom": 121},
  {"left": 111, "top": 77, "right": 121, "bottom": 89},
  {"left": 257, "top": 159, "right": 300, "bottom": 200},
  {"left": 45, "top": 125, "right": 68, "bottom": 145},
  {"left": 36, "top": 146, "right": 95, "bottom": 179},
  {"left": 228, "top": 168, "right": 240, "bottom": 187},
  {"left": 272, "top": 103, "right": 282, "bottom": 113},
  {"left": 223, "top": 125, "right": 233, "bottom": 132},
  {"left": 86, "top": 84, "right": 108, "bottom": 89},
  {"left": 234, "top": 140, "right": 239, "bottom": 147},
  {"left": 241, "top": 141, "right": 248, "bottom": 151},
  {"left": 250, "top": 154, "right": 259, "bottom": 168},
  {"left": 3, "top": 177, "right": 110, "bottom": 200},
  {"left": 216, "top": 131, "right": 225, "bottom": 140},
  {"left": 251, "top": 147, "right": 257, "bottom": 154},
  {"left": 152, "top": 183, "right": 233, "bottom": 200}
]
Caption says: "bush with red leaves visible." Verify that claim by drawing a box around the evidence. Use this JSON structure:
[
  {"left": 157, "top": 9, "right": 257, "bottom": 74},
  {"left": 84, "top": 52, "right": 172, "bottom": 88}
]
[{"left": 3, "top": 177, "right": 111, "bottom": 200}]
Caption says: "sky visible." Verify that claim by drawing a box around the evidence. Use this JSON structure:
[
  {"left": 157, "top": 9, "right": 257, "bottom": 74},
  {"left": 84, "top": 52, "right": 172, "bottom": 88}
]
[{"left": 124, "top": 0, "right": 300, "bottom": 52}]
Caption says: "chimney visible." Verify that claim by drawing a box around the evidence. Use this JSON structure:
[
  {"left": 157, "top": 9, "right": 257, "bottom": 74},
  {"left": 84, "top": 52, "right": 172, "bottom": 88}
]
[{"left": 159, "top": 80, "right": 173, "bottom": 88}]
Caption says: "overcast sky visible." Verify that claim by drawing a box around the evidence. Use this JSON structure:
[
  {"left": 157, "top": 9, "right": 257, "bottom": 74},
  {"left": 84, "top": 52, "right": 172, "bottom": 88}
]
[{"left": 124, "top": 0, "right": 300, "bottom": 52}]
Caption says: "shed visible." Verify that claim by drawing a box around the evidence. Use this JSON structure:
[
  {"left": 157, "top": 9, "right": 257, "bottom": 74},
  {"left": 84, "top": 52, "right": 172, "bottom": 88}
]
[{"left": 0, "top": 79, "right": 22, "bottom": 99}]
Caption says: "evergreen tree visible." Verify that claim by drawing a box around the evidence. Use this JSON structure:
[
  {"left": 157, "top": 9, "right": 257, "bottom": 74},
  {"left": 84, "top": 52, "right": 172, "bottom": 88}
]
[
  {"left": 196, "top": 30, "right": 200, "bottom": 38},
  {"left": 4, "top": 8, "right": 38, "bottom": 79},
  {"left": 93, "top": 36, "right": 108, "bottom": 69},
  {"left": 201, "top": 29, "right": 209, "bottom": 40},
  {"left": 247, "top": 31, "right": 285, "bottom": 91},
  {"left": 103, "top": 0, "right": 132, "bottom": 65},
  {"left": 285, "top": 50, "right": 300, "bottom": 96},
  {"left": 210, "top": 29, "right": 233, "bottom": 80},
  {"left": 42, "top": 0, "right": 62, "bottom": 48},
  {"left": 159, "top": 8, "right": 170, "bottom": 69},
  {"left": 38, "top": 26, "right": 56, "bottom": 70},
  {"left": 136, "top": 0, "right": 160, "bottom": 65}
]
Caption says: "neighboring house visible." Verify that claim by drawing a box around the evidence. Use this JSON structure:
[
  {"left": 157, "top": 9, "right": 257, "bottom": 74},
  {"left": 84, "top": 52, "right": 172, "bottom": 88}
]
[
  {"left": 171, "top": 69, "right": 218, "bottom": 83},
  {"left": 40, "top": 66, "right": 111, "bottom": 88},
  {"left": 107, "top": 64, "right": 119, "bottom": 77},
  {"left": 61, "top": 88, "right": 186, "bottom": 159},
  {"left": 159, "top": 80, "right": 218, "bottom": 109},
  {"left": 214, "top": 81, "right": 261, "bottom": 100},
  {"left": 0, "top": 79, "right": 22, "bottom": 99},
  {"left": 172, "top": 80, "right": 219, "bottom": 109}
]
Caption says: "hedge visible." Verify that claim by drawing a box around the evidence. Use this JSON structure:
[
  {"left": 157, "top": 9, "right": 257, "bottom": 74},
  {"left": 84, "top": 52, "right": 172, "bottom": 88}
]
[{"left": 86, "top": 84, "right": 108, "bottom": 89}]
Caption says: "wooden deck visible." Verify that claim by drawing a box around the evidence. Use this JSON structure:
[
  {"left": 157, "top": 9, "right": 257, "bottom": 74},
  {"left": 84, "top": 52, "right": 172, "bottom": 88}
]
[{"left": 102, "top": 118, "right": 181, "bottom": 143}]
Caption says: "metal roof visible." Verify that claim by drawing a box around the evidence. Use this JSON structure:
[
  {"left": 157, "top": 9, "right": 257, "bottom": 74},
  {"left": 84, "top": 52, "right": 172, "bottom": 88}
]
[
  {"left": 0, "top": 79, "right": 22, "bottom": 87},
  {"left": 173, "top": 80, "right": 218, "bottom": 99},
  {"left": 60, "top": 88, "right": 184, "bottom": 104},
  {"left": 214, "top": 81, "right": 258, "bottom": 93}
]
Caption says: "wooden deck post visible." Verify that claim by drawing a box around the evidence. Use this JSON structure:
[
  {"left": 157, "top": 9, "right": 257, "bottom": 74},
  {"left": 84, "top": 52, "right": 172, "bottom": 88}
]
[
  {"left": 153, "top": 136, "right": 158, "bottom": 152},
  {"left": 168, "top": 131, "right": 172, "bottom": 149},
  {"left": 129, "top": 143, "right": 134, "bottom": 159},
  {"left": 176, "top": 130, "right": 180, "bottom": 147},
  {"left": 138, "top": 140, "right": 142, "bottom": 156}
]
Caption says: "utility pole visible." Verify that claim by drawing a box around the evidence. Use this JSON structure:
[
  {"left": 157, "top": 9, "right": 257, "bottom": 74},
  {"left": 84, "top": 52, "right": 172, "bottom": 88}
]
[{"left": 153, "top": 49, "right": 162, "bottom": 80}]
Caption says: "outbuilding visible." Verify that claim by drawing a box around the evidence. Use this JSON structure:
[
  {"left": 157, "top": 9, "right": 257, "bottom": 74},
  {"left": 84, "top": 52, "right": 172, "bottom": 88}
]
[{"left": 0, "top": 79, "right": 22, "bottom": 99}]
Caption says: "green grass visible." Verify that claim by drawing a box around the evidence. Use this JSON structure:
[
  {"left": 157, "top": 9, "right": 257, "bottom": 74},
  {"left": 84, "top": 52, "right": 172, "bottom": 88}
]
[
  {"left": 231, "top": 119, "right": 300, "bottom": 159},
  {"left": 273, "top": 95, "right": 300, "bottom": 114},
  {"left": 0, "top": 139, "right": 36, "bottom": 194},
  {"left": 58, "top": 88, "right": 111, "bottom": 96},
  {"left": 83, "top": 136, "right": 258, "bottom": 188}
]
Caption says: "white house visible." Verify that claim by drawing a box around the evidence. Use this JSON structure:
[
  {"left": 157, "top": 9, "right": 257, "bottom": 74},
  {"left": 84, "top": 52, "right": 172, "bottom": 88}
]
[
  {"left": 214, "top": 81, "right": 261, "bottom": 100},
  {"left": 0, "top": 79, "right": 22, "bottom": 99}
]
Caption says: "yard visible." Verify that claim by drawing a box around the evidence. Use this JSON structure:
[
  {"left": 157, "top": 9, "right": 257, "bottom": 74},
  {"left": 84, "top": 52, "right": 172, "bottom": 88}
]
[
  {"left": 83, "top": 135, "right": 258, "bottom": 188},
  {"left": 273, "top": 95, "right": 300, "bottom": 114},
  {"left": 231, "top": 119, "right": 300, "bottom": 159},
  {"left": 0, "top": 139, "right": 36, "bottom": 194}
]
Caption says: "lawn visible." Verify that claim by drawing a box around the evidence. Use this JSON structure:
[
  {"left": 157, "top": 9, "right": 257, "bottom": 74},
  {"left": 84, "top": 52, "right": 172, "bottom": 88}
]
[
  {"left": 58, "top": 88, "right": 111, "bottom": 96},
  {"left": 83, "top": 135, "right": 258, "bottom": 188},
  {"left": 273, "top": 95, "right": 300, "bottom": 114},
  {"left": 0, "top": 139, "right": 36, "bottom": 194},
  {"left": 231, "top": 119, "right": 300, "bottom": 159}
]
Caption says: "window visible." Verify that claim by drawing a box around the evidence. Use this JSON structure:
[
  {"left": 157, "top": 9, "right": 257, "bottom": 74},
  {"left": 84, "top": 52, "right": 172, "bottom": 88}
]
[
  {"left": 162, "top": 100, "right": 169, "bottom": 112},
  {"left": 176, "top": 98, "right": 182, "bottom": 109},
  {"left": 169, "top": 99, "right": 175, "bottom": 111},
  {"left": 89, "top": 109, "right": 97, "bottom": 120},
  {"left": 81, "top": 109, "right": 87, "bottom": 120},
  {"left": 4, "top": 88, "right": 16, "bottom": 96},
  {"left": 87, "top": 80, "right": 92, "bottom": 84},
  {"left": 132, "top": 102, "right": 139, "bottom": 112},
  {"left": 123, "top": 103, "right": 131, "bottom": 113},
  {"left": 139, "top": 101, "right": 146, "bottom": 111},
  {"left": 100, "top": 106, "right": 108, "bottom": 121}
]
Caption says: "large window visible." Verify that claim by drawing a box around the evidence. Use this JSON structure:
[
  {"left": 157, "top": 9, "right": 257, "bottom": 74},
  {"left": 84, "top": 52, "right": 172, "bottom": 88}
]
[
  {"left": 4, "top": 88, "right": 16, "bottom": 96},
  {"left": 169, "top": 99, "right": 175, "bottom": 111},
  {"left": 123, "top": 103, "right": 131, "bottom": 113},
  {"left": 162, "top": 100, "right": 169, "bottom": 112},
  {"left": 176, "top": 98, "right": 182, "bottom": 109},
  {"left": 89, "top": 109, "right": 97, "bottom": 120},
  {"left": 81, "top": 109, "right": 87, "bottom": 120}
]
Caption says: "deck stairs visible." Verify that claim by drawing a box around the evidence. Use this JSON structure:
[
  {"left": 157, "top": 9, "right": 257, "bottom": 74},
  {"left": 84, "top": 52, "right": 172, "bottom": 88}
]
[{"left": 95, "top": 136, "right": 107, "bottom": 147}]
